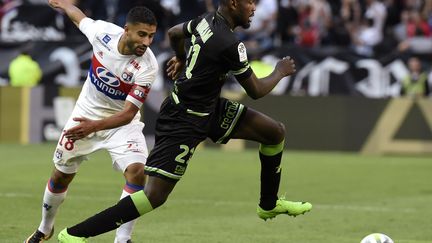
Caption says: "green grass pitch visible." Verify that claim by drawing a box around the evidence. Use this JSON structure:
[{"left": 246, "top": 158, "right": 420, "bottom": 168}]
[{"left": 1, "top": 143, "right": 431, "bottom": 243}]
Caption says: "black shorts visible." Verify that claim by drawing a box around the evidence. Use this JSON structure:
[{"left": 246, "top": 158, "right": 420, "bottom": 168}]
[{"left": 144, "top": 94, "right": 247, "bottom": 182}]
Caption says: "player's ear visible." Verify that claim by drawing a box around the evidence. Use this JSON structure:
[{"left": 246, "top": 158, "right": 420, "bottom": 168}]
[
  {"left": 124, "top": 24, "right": 129, "bottom": 33},
  {"left": 230, "top": 0, "right": 237, "bottom": 8}
]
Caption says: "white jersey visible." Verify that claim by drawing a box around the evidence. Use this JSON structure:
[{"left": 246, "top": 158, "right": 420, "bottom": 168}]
[{"left": 74, "top": 17, "right": 158, "bottom": 122}]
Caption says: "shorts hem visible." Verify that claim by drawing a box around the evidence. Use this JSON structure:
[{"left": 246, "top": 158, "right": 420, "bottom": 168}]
[
  {"left": 54, "top": 163, "right": 78, "bottom": 174},
  {"left": 144, "top": 168, "right": 181, "bottom": 183},
  {"left": 115, "top": 154, "right": 147, "bottom": 172}
]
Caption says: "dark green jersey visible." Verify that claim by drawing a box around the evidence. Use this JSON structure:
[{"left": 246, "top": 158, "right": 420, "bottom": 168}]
[{"left": 173, "top": 11, "right": 253, "bottom": 113}]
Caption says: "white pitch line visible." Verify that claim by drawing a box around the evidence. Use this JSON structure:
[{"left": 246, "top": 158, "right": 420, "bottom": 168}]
[
  {"left": 315, "top": 204, "right": 416, "bottom": 213},
  {"left": 0, "top": 193, "right": 33, "bottom": 198},
  {"left": 170, "top": 199, "right": 418, "bottom": 213},
  {"left": 0, "top": 193, "right": 418, "bottom": 213}
]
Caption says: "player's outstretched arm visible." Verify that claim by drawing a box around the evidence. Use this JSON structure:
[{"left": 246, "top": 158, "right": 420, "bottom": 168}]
[
  {"left": 238, "top": 56, "right": 296, "bottom": 99},
  {"left": 64, "top": 101, "right": 139, "bottom": 141},
  {"left": 48, "top": 0, "right": 86, "bottom": 27}
]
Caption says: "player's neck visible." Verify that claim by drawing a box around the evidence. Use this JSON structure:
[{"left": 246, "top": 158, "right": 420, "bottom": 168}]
[
  {"left": 216, "top": 8, "right": 235, "bottom": 30},
  {"left": 117, "top": 34, "right": 132, "bottom": 55}
]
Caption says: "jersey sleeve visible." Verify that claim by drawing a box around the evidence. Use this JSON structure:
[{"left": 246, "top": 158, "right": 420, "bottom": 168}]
[
  {"left": 182, "top": 16, "right": 202, "bottom": 38},
  {"left": 221, "top": 42, "right": 253, "bottom": 81},
  {"left": 78, "top": 17, "right": 108, "bottom": 43},
  {"left": 125, "top": 62, "right": 158, "bottom": 108},
  {"left": 126, "top": 84, "right": 151, "bottom": 108}
]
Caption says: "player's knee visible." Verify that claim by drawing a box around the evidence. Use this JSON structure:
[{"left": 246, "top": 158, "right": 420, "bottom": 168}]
[
  {"left": 125, "top": 165, "right": 146, "bottom": 186},
  {"left": 277, "top": 122, "right": 286, "bottom": 138},
  {"left": 143, "top": 175, "right": 175, "bottom": 209},
  {"left": 145, "top": 190, "right": 169, "bottom": 209},
  {"left": 269, "top": 121, "right": 285, "bottom": 144},
  {"left": 50, "top": 169, "right": 75, "bottom": 188}
]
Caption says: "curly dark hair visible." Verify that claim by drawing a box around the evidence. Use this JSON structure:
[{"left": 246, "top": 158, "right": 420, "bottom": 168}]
[{"left": 126, "top": 6, "right": 157, "bottom": 26}]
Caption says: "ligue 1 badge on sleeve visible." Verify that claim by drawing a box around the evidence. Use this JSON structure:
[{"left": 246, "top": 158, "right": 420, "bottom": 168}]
[
  {"left": 360, "top": 233, "right": 394, "bottom": 243},
  {"left": 237, "top": 42, "right": 247, "bottom": 62}
]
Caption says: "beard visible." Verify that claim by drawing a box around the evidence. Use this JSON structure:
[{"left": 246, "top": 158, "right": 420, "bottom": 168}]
[
  {"left": 135, "top": 46, "right": 146, "bottom": 56},
  {"left": 235, "top": 14, "right": 252, "bottom": 29},
  {"left": 241, "top": 22, "right": 251, "bottom": 29},
  {"left": 127, "top": 40, "right": 146, "bottom": 56}
]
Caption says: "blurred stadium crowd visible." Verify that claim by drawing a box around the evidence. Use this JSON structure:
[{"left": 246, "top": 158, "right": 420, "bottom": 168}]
[
  {"left": 2, "top": 0, "right": 431, "bottom": 55},
  {"left": 1, "top": 0, "right": 432, "bottom": 96}
]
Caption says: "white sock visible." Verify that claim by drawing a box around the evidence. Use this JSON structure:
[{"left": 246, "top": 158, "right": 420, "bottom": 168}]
[
  {"left": 37, "top": 183, "right": 67, "bottom": 235},
  {"left": 115, "top": 189, "right": 139, "bottom": 243}
]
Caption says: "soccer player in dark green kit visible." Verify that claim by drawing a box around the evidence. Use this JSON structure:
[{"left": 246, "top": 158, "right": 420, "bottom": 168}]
[{"left": 58, "top": 0, "right": 312, "bottom": 241}]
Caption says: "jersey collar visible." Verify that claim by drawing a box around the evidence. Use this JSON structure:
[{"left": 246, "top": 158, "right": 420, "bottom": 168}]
[{"left": 215, "top": 11, "right": 234, "bottom": 31}]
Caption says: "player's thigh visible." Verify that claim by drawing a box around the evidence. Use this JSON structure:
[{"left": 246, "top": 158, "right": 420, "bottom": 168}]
[
  {"left": 107, "top": 122, "right": 148, "bottom": 173},
  {"left": 208, "top": 98, "right": 284, "bottom": 145},
  {"left": 231, "top": 107, "right": 285, "bottom": 145},
  {"left": 53, "top": 130, "right": 98, "bottom": 174}
]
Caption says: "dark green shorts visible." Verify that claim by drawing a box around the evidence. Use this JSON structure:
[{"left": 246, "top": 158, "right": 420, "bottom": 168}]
[{"left": 144, "top": 95, "right": 247, "bottom": 182}]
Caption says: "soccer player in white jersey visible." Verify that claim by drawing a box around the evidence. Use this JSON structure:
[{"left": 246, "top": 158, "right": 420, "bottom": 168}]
[{"left": 25, "top": 1, "right": 158, "bottom": 243}]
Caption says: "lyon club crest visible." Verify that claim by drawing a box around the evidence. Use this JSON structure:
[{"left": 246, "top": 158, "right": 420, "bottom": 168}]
[{"left": 121, "top": 70, "right": 133, "bottom": 83}]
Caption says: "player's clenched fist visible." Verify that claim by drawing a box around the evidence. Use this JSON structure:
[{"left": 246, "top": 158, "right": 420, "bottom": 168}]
[
  {"left": 275, "top": 56, "right": 296, "bottom": 77},
  {"left": 48, "top": 0, "right": 66, "bottom": 9}
]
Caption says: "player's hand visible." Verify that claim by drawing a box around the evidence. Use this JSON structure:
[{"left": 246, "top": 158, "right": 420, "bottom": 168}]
[
  {"left": 64, "top": 117, "right": 97, "bottom": 141},
  {"left": 48, "top": 0, "right": 65, "bottom": 9},
  {"left": 275, "top": 56, "right": 296, "bottom": 77},
  {"left": 166, "top": 56, "right": 185, "bottom": 80}
]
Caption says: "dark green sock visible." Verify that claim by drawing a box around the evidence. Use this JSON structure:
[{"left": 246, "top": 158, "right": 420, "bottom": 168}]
[
  {"left": 68, "top": 190, "right": 153, "bottom": 237},
  {"left": 259, "top": 141, "right": 284, "bottom": 210}
]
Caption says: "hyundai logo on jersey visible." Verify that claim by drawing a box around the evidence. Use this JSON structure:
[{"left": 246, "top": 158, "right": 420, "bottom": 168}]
[
  {"left": 89, "top": 55, "right": 133, "bottom": 100},
  {"left": 102, "top": 34, "right": 111, "bottom": 44},
  {"left": 96, "top": 67, "right": 120, "bottom": 87}
]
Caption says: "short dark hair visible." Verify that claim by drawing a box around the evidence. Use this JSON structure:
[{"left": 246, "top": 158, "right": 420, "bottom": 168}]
[{"left": 126, "top": 6, "right": 157, "bottom": 26}]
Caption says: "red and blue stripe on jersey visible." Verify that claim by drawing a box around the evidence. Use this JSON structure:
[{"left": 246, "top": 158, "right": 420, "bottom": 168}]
[{"left": 89, "top": 55, "right": 133, "bottom": 100}]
